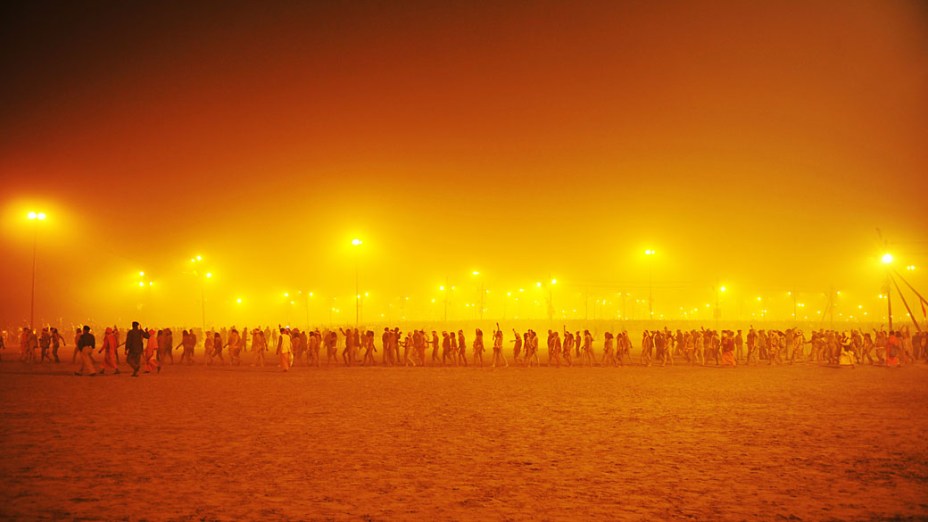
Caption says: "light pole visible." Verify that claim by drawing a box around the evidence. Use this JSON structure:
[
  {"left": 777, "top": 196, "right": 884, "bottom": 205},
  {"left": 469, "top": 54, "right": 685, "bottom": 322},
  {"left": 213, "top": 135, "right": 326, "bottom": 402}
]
[
  {"left": 715, "top": 284, "right": 726, "bottom": 328},
  {"left": 440, "top": 282, "right": 448, "bottom": 322},
  {"left": 190, "top": 255, "right": 210, "bottom": 331},
  {"left": 882, "top": 253, "right": 893, "bottom": 329},
  {"left": 27, "top": 211, "right": 46, "bottom": 330},
  {"left": 472, "top": 271, "right": 485, "bottom": 320},
  {"left": 303, "top": 291, "right": 312, "bottom": 328},
  {"left": 136, "top": 271, "right": 155, "bottom": 323},
  {"left": 644, "top": 249, "right": 655, "bottom": 320},
  {"left": 538, "top": 278, "right": 557, "bottom": 322},
  {"left": 352, "top": 239, "right": 362, "bottom": 327}
]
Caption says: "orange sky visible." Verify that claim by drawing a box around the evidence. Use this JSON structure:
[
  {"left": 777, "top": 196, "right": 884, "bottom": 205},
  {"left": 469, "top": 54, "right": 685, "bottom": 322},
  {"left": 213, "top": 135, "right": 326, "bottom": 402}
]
[{"left": 1, "top": 1, "right": 926, "bottom": 329}]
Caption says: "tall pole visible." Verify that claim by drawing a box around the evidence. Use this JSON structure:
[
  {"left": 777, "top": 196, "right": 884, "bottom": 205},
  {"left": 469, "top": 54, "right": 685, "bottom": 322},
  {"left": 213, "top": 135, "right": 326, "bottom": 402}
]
[
  {"left": 886, "top": 271, "right": 893, "bottom": 331},
  {"left": 479, "top": 284, "right": 485, "bottom": 321},
  {"left": 30, "top": 224, "right": 38, "bottom": 330},
  {"left": 355, "top": 251, "right": 360, "bottom": 328},
  {"left": 648, "top": 260, "right": 653, "bottom": 320},
  {"left": 443, "top": 277, "right": 449, "bottom": 322},
  {"left": 200, "top": 281, "right": 206, "bottom": 332}
]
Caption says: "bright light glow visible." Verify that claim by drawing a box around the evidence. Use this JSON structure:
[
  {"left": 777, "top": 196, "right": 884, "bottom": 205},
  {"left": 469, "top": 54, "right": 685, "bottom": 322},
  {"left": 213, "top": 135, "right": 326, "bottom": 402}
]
[
  {"left": 236, "top": 298, "right": 242, "bottom": 304},
  {"left": 196, "top": 255, "right": 202, "bottom": 261},
  {"left": 881, "top": 253, "right": 893, "bottom": 264},
  {"left": 536, "top": 282, "right": 542, "bottom": 288},
  {"left": 284, "top": 292, "right": 289, "bottom": 297},
  {"left": 148, "top": 281, "right": 153, "bottom": 287},
  {"left": 551, "top": 278, "right": 557, "bottom": 285},
  {"left": 906, "top": 265, "right": 916, "bottom": 271},
  {"left": 139, "top": 271, "right": 145, "bottom": 277},
  {"left": 28, "top": 211, "right": 37, "bottom": 219},
  {"left": 644, "top": 249, "right": 655, "bottom": 256},
  {"left": 352, "top": 238, "right": 362, "bottom": 246},
  {"left": 309, "top": 292, "right": 314, "bottom": 297},
  {"left": 205, "top": 272, "right": 212, "bottom": 278},
  {"left": 719, "top": 285, "right": 727, "bottom": 293},
  {"left": 439, "top": 285, "right": 445, "bottom": 291},
  {"left": 756, "top": 296, "right": 762, "bottom": 301},
  {"left": 138, "top": 282, "right": 144, "bottom": 287},
  {"left": 472, "top": 271, "right": 480, "bottom": 276}
]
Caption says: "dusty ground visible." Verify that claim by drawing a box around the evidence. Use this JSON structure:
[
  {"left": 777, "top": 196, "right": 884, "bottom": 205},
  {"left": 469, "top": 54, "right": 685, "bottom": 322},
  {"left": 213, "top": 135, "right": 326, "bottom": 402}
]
[{"left": 0, "top": 360, "right": 926, "bottom": 521}]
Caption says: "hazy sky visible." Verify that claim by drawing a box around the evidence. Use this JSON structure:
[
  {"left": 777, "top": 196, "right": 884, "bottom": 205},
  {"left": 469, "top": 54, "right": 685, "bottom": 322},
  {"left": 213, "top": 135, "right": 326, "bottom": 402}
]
[{"left": 2, "top": 0, "right": 926, "bottom": 328}]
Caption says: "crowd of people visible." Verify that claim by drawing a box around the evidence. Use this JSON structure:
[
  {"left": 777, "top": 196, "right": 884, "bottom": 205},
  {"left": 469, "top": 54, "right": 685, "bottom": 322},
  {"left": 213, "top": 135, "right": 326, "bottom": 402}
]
[{"left": 3, "top": 322, "right": 925, "bottom": 376}]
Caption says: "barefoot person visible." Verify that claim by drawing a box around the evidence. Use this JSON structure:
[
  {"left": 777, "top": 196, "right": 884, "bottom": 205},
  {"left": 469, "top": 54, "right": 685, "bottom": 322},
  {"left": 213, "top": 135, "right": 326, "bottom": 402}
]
[
  {"left": 720, "top": 330, "right": 736, "bottom": 367},
  {"left": 251, "top": 328, "right": 267, "bottom": 367},
  {"left": 278, "top": 327, "right": 292, "bottom": 371},
  {"left": 97, "top": 327, "right": 120, "bottom": 375},
  {"left": 473, "top": 328, "right": 485, "bottom": 367},
  {"left": 492, "top": 325, "right": 507, "bottom": 368},
  {"left": 50, "top": 327, "right": 65, "bottom": 363},
  {"left": 144, "top": 329, "right": 160, "bottom": 374}
]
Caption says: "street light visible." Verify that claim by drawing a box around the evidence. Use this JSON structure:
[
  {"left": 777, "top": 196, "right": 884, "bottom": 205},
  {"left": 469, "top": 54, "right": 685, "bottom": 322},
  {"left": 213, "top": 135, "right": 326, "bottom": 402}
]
[
  {"left": 136, "top": 271, "right": 155, "bottom": 322},
  {"left": 472, "top": 271, "right": 485, "bottom": 320},
  {"left": 882, "top": 252, "right": 893, "bottom": 329},
  {"left": 299, "top": 290, "right": 313, "bottom": 328},
  {"left": 644, "top": 249, "right": 655, "bottom": 320},
  {"left": 715, "top": 283, "right": 727, "bottom": 326},
  {"left": 352, "top": 239, "right": 362, "bottom": 327},
  {"left": 27, "top": 211, "right": 47, "bottom": 330},
  {"left": 190, "top": 256, "right": 211, "bottom": 331}
]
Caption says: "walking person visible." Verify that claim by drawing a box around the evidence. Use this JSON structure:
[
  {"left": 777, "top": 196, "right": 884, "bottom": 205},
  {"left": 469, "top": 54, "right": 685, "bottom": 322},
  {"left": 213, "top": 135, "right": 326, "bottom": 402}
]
[
  {"left": 124, "top": 321, "right": 149, "bottom": 377},
  {"left": 144, "top": 329, "right": 160, "bottom": 373},
  {"left": 97, "top": 327, "right": 120, "bottom": 375},
  {"left": 278, "top": 327, "right": 292, "bottom": 371},
  {"left": 74, "top": 325, "right": 99, "bottom": 376}
]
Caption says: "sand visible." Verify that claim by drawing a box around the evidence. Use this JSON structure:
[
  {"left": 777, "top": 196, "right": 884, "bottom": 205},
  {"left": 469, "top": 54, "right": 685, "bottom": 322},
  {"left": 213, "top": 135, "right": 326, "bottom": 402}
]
[{"left": 1, "top": 360, "right": 926, "bottom": 521}]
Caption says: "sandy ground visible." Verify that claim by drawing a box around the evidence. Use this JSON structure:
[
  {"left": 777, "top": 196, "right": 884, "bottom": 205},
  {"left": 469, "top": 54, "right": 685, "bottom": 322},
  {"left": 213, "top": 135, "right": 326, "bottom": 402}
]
[{"left": 0, "top": 359, "right": 926, "bottom": 521}]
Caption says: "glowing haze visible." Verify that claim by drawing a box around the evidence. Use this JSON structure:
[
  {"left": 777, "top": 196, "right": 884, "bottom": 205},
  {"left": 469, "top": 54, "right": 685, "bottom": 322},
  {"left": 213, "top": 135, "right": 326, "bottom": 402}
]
[{"left": 1, "top": 1, "right": 926, "bottom": 329}]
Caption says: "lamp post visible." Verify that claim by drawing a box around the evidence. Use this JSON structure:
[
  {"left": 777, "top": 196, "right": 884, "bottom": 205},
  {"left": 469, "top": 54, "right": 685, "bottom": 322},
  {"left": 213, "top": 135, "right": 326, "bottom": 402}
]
[
  {"left": 644, "top": 249, "right": 655, "bottom": 320},
  {"left": 27, "top": 211, "right": 46, "bottom": 330},
  {"left": 472, "top": 271, "right": 485, "bottom": 320},
  {"left": 302, "top": 291, "right": 313, "bottom": 328},
  {"left": 352, "top": 239, "right": 362, "bottom": 327},
  {"left": 190, "top": 255, "right": 210, "bottom": 331},
  {"left": 440, "top": 283, "right": 448, "bottom": 322},
  {"left": 882, "top": 253, "right": 893, "bottom": 329},
  {"left": 538, "top": 277, "right": 557, "bottom": 322},
  {"left": 715, "top": 284, "right": 726, "bottom": 328}
]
